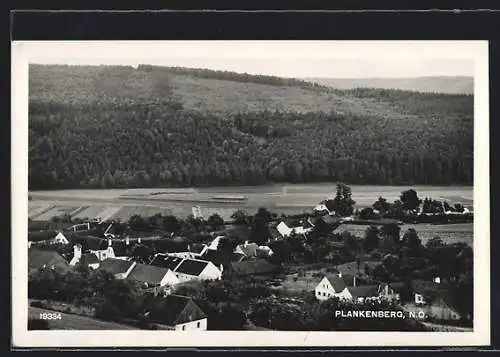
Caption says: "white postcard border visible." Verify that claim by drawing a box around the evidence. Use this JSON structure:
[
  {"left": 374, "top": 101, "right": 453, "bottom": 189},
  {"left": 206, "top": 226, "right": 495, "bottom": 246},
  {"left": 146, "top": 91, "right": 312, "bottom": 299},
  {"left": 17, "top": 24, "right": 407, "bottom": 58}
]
[{"left": 12, "top": 40, "right": 490, "bottom": 348}]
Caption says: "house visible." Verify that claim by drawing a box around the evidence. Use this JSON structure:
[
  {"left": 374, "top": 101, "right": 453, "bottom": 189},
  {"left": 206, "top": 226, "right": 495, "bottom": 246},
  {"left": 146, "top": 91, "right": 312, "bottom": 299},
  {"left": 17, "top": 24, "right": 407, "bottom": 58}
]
[
  {"left": 69, "top": 244, "right": 100, "bottom": 269},
  {"left": 315, "top": 274, "right": 352, "bottom": 301},
  {"left": 174, "top": 259, "right": 223, "bottom": 282},
  {"left": 276, "top": 221, "right": 312, "bottom": 238},
  {"left": 409, "top": 278, "right": 469, "bottom": 321},
  {"left": 377, "top": 282, "right": 405, "bottom": 302},
  {"left": 127, "top": 263, "right": 179, "bottom": 290},
  {"left": 348, "top": 285, "right": 380, "bottom": 303},
  {"left": 70, "top": 235, "right": 116, "bottom": 261},
  {"left": 28, "top": 231, "right": 70, "bottom": 246},
  {"left": 150, "top": 254, "right": 223, "bottom": 282},
  {"left": 234, "top": 241, "right": 259, "bottom": 257},
  {"left": 225, "top": 259, "right": 279, "bottom": 278},
  {"left": 142, "top": 294, "right": 208, "bottom": 330},
  {"left": 96, "top": 258, "right": 136, "bottom": 279},
  {"left": 28, "top": 249, "right": 70, "bottom": 273}
]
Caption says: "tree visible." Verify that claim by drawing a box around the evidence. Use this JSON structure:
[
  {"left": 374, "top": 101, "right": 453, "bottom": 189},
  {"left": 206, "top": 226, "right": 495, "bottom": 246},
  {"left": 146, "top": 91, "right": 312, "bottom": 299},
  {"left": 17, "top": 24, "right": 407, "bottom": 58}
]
[
  {"left": 128, "top": 214, "right": 147, "bottom": 231},
  {"left": 359, "top": 207, "right": 377, "bottom": 220},
  {"left": 425, "top": 236, "right": 445, "bottom": 249},
  {"left": 331, "top": 183, "right": 356, "bottom": 217},
  {"left": 207, "top": 214, "right": 224, "bottom": 230},
  {"left": 363, "top": 226, "right": 380, "bottom": 253},
  {"left": 400, "top": 189, "right": 422, "bottom": 213},
  {"left": 231, "top": 210, "right": 248, "bottom": 225},
  {"left": 373, "top": 196, "right": 390, "bottom": 215}
]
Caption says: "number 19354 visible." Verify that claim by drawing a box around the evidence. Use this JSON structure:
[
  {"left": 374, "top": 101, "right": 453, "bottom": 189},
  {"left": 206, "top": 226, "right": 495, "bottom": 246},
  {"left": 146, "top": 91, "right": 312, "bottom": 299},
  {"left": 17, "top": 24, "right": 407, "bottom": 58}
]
[{"left": 39, "top": 312, "right": 62, "bottom": 320}]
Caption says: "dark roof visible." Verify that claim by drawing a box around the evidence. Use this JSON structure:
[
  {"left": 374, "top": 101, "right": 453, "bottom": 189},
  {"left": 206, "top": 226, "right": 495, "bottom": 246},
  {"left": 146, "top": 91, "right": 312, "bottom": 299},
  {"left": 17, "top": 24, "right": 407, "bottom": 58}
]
[
  {"left": 201, "top": 249, "right": 245, "bottom": 266},
  {"left": 129, "top": 243, "right": 155, "bottom": 258},
  {"left": 437, "top": 289, "right": 470, "bottom": 317},
  {"left": 28, "top": 249, "right": 69, "bottom": 271},
  {"left": 70, "top": 235, "right": 109, "bottom": 251},
  {"left": 97, "top": 258, "right": 135, "bottom": 275},
  {"left": 348, "top": 285, "right": 379, "bottom": 298},
  {"left": 127, "top": 263, "right": 169, "bottom": 285},
  {"left": 229, "top": 259, "right": 278, "bottom": 276},
  {"left": 109, "top": 241, "right": 131, "bottom": 257},
  {"left": 175, "top": 259, "right": 209, "bottom": 276},
  {"left": 144, "top": 294, "right": 207, "bottom": 326},
  {"left": 80, "top": 253, "right": 100, "bottom": 266},
  {"left": 149, "top": 255, "right": 184, "bottom": 270},
  {"left": 324, "top": 275, "right": 348, "bottom": 293}
]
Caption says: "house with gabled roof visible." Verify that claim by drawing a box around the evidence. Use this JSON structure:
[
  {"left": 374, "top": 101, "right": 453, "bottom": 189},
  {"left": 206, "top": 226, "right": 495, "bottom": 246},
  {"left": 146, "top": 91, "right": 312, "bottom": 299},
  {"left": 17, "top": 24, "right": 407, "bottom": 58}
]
[
  {"left": 141, "top": 294, "right": 207, "bottom": 330},
  {"left": 28, "top": 249, "right": 70, "bottom": 273},
  {"left": 315, "top": 273, "right": 352, "bottom": 301},
  {"left": 150, "top": 254, "right": 222, "bottom": 282},
  {"left": 96, "top": 258, "right": 136, "bottom": 279},
  {"left": 174, "top": 259, "right": 222, "bottom": 282},
  {"left": 127, "top": 263, "right": 179, "bottom": 290}
]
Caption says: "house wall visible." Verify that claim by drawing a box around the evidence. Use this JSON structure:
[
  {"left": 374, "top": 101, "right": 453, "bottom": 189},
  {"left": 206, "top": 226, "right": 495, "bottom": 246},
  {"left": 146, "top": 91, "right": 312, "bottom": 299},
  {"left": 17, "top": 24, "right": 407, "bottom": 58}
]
[
  {"left": 199, "top": 263, "right": 223, "bottom": 280},
  {"left": 315, "top": 277, "right": 352, "bottom": 301},
  {"left": 160, "top": 270, "right": 180, "bottom": 287},
  {"left": 174, "top": 318, "right": 208, "bottom": 331}
]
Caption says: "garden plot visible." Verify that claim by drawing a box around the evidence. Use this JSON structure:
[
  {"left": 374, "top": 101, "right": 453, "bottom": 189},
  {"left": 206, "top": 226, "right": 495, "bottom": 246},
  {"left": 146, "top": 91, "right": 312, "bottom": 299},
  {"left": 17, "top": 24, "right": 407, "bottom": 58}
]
[{"left": 71, "top": 205, "right": 107, "bottom": 220}]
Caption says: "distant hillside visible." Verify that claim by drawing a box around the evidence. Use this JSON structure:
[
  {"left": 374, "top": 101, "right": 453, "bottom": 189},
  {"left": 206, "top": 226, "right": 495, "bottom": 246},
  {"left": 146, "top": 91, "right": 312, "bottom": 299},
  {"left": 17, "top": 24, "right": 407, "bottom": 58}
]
[
  {"left": 28, "top": 64, "right": 473, "bottom": 190},
  {"left": 302, "top": 76, "right": 473, "bottom": 95}
]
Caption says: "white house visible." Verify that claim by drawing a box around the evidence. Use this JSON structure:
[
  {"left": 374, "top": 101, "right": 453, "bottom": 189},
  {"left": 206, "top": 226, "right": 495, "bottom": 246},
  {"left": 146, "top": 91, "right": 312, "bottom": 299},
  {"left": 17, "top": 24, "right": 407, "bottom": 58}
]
[
  {"left": 315, "top": 273, "right": 352, "bottom": 301},
  {"left": 276, "top": 222, "right": 312, "bottom": 238},
  {"left": 69, "top": 244, "right": 100, "bottom": 269},
  {"left": 127, "top": 263, "right": 180, "bottom": 288},
  {"left": 52, "top": 232, "right": 69, "bottom": 244},
  {"left": 97, "top": 258, "right": 137, "bottom": 279},
  {"left": 173, "top": 259, "right": 223, "bottom": 283},
  {"left": 145, "top": 294, "right": 208, "bottom": 331}
]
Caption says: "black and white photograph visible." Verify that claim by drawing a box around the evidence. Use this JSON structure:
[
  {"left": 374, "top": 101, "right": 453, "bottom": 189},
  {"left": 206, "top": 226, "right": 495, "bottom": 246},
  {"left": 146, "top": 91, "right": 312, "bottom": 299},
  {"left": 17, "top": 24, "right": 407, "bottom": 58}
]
[{"left": 12, "top": 41, "right": 489, "bottom": 347}]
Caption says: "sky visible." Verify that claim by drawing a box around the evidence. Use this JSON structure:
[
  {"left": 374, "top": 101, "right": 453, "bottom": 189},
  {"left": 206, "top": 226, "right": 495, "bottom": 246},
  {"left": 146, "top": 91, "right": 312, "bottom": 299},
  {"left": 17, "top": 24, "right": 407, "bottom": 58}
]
[{"left": 17, "top": 41, "right": 478, "bottom": 79}]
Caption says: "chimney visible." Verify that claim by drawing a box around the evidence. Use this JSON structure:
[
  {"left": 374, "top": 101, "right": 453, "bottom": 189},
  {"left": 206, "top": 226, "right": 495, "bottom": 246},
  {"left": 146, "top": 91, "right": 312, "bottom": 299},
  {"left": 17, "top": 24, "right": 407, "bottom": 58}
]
[
  {"left": 338, "top": 272, "right": 342, "bottom": 278},
  {"left": 434, "top": 277, "right": 441, "bottom": 284},
  {"left": 353, "top": 276, "right": 357, "bottom": 287},
  {"left": 108, "top": 238, "right": 112, "bottom": 247},
  {"left": 126, "top": 236, "right": 130, "bottom": 246},
  {"left": 73, "top": 244, "right": 82, "bottom": 259},
  {"left": 138, "top": 237, "right": 141, "bottom": 244},
  {"left": 244, "top": 240, "right": 249, "bottom": 247},
  {"left": 219, "top": 264, "right": 224, "bottom": 276}
]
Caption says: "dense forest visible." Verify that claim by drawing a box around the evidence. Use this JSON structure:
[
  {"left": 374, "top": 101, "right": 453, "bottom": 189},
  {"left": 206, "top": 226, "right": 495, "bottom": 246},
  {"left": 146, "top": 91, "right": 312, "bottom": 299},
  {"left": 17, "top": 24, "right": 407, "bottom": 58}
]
[{"left": 28, "top": 65, "right": 473, "bottom": 190}]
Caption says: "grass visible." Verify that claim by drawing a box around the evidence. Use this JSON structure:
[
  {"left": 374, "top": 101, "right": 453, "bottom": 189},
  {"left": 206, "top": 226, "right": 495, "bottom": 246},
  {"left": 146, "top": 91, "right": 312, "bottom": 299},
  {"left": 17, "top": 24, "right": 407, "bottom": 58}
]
[{"left": 28, "top": 306, "right": 137, "bottom": 330}]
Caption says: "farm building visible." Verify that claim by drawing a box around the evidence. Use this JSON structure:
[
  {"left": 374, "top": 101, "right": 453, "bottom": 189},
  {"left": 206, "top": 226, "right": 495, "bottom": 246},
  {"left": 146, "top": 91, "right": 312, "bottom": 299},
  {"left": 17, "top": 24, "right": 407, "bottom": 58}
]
[
  {"left": 127, "top": 263, "right": 179, "bottom": 290},
  {"left": 200, "top": 249, "right": 246, "bottom": 267},
  {"left": 28, "top": 249, "right": 70, "bottom": 273},
  {"left": 141, "top": 294, "right": 208, "bottom": 331},
  {"left": 150, "top": 254, "right": 223, "bottom": 282},
  {"left": 96, "top": 258, "right": 136, "bottom": 279}
]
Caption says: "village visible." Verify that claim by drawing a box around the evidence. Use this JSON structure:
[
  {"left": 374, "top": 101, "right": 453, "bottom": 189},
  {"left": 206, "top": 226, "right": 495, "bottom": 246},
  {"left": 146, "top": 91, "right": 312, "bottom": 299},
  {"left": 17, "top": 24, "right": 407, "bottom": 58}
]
[{"left": 28, "top": 185, "right": 474, "bottom": 331}]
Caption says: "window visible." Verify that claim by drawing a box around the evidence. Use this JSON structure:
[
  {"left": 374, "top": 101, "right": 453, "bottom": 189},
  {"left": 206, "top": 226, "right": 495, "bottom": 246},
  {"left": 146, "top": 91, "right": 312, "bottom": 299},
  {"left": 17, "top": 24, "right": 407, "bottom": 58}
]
[{"left": 197, "top": 322, "right": 201, "bottom": 328}]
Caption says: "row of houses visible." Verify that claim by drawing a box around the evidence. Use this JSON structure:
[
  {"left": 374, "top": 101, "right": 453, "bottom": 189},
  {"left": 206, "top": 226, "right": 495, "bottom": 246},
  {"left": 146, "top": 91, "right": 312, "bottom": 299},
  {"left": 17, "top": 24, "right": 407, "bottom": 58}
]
[{"left": 314, "top": 272, "right": 470, "bottom": 322}]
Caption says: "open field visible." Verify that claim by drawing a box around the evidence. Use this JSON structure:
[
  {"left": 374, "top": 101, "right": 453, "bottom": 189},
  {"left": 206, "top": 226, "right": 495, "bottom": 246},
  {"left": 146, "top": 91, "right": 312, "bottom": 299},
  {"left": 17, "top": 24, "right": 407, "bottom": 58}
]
[
  {"left": 28, "top": 185, "right": 474, "bottom": 245},
  {"left": 28, "top": 306, "right": 137, "bottom": 330}
]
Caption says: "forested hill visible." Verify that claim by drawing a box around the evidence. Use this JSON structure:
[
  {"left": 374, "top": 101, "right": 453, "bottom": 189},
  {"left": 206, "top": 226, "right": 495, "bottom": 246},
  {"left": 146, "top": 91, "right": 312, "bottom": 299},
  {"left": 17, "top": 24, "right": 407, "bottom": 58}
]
[
  {"left": 28, "top": 64, "right": 473, "bottom": 190},
  {"left": 302, "top": 76, "right": 474, "bottom": 95}
]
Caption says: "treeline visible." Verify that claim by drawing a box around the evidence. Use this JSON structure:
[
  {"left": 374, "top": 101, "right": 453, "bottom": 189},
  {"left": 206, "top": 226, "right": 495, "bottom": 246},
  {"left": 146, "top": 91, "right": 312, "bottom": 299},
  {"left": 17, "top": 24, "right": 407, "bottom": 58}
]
[
  {"left": 137, "top": 64, "right": 328, "bottom": 90},
  {"left": 28, "top": 100, "right": 473, "bottom": 189}
]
